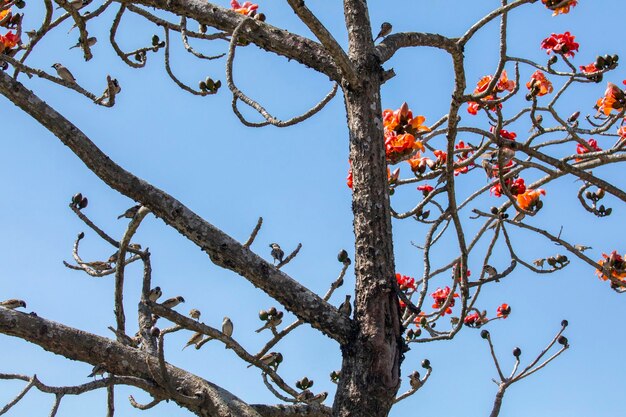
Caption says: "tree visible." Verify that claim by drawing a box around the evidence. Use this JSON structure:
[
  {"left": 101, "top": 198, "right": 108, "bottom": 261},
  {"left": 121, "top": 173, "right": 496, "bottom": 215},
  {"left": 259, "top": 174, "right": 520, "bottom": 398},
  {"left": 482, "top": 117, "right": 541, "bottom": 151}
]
[{"left": 1, "top": 0, "right": 625, "bottom": 416}]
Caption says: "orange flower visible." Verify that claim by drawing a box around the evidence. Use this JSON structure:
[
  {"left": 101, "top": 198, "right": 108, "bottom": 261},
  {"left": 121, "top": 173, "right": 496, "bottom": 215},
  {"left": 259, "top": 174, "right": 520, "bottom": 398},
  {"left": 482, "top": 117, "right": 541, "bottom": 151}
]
[
  {"left": 474, "top": 70, "right": 515, "bottom": 94},
  {"left": 596, "top": 82, "right": 625, "bottom": 116},
  {"left": 596, "top": 251, "right": 626, "bottom": 282},
  {"left": 526, "top": 70, "right": 553, "bottom": 97},
  {"left": 516, "top": 188, "right": 546, "bottom": 211},
  {"left": 0, "top": 9, "right": 9, "bottom": 21},
  {"left": 0, "top": 31, "right": 19, "bottom": 49},
  {"left": 541, "top": 0, "right": 577, "bottom": 15},
  {"left": 617, "top": 125, "right": 626, "bottom": 139},
  {"left": 407, "top": 153, "right": 428, "bottom": 173},
  {"left": 580, "top": 63, "right": 599, "bottom": 74}
]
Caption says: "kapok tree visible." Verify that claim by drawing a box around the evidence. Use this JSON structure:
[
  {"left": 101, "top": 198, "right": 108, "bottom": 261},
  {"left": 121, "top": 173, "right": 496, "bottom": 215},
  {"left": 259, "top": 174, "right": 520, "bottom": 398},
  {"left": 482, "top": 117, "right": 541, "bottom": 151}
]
[{"left": 0, "top": 0, "right": 624, "bottom": 416}]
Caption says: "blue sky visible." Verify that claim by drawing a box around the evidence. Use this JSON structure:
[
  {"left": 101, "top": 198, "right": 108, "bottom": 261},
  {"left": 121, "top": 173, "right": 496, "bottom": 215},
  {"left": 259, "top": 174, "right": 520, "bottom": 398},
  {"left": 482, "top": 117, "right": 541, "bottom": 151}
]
[{"left": 2, "top": 1, "right": 626, "bottom": 416}]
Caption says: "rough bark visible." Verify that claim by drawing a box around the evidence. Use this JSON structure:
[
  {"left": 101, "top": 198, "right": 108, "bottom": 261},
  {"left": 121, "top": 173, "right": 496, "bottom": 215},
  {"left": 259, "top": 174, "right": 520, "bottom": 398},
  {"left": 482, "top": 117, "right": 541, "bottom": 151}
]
[{"left": 331, "top": 2, "right": 403, "bottom": 417}]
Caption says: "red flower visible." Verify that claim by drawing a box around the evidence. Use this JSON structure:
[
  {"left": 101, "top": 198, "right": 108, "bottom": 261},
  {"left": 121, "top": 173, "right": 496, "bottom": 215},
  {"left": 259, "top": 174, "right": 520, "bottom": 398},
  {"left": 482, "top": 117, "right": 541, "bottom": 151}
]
[
  {"left": 383, "top": 103, "right": 429, "bottom": 162},
  {"left": 396, "top": 273, "right": 416, "bottom": 291},
  {"left": 417, "top": 184, "right": 434, "bottom": 195},
  {"left": 467, "top": 71, "right": 514, "bottom": 115},
  {"left": 541, "top": 32, "right": 579, "bottom": 58},
  {"left": 230, "top": 0, "right": 258, "bottom": 15},
  {"left": 618, "top": 125, "right": 626, "bottom": 139},
  {"left": 580, "top": 63, "right": 599, "bottom": 74},
  {"left": 464, "top": 312, "right": 481, "bottom": 327},
  {"left": 541, "top": 0, "right": 577, "bottom": 15},
  {"left": 346, "top": 161, "right": 353, "bottom": 189},
  {"left": 491, "top": 177, "right": 526, "bottom": 198},
  {"left": 431, "top": 286, "right": 459, "bottom": 316},
  {"left": 433, "top": 150, "right": 447, "bottom": 164},
  {"left": 0, "top": 30, "right": 19, "bottom": 49},
  {"left": 496, "top": 303, "right": 511, "bottom": 318},
  {"left": 576, "top": 139, "right": 601, "bottom": 160},
  {"left": 526, "top": 70, "right": 554, "bottom": 97}
]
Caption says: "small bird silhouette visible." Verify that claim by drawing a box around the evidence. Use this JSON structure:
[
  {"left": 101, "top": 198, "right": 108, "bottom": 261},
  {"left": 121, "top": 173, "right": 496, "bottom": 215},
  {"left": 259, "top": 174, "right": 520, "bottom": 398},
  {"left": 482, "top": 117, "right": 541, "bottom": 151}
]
[
  {"left": 56, "top": 0, "right": 90, "bottom": 10},
  {"left": 222, "top": 316, "right": 234, "bottom": 338},
  {"left": 69, "top": 36, "right": 97, "bottom": 50},
  {"left": 374, "top": 22, "right": 392, "bottom": 42},
  {"left": 148, "top": 286, "right": 162, "bottom": 302},
  {"left": 117, "top": 204, "right": 141, "bottom": 219},
  {"left": 269, "top": 243, "right": 284, "bottom": 264},
  {"left": 189, "top": 309, "right": 201, "bottom": 320},
  {"left": 248, "top": 351, "right": 282, "bottom": 369},
  {"left": 338, "top": 295, "right": 352, "bottom": 317},
  {"left": 574, "top": 244, "right": 592, "bottom": 252},
  {"left": 161, "top": 296, "right": 185, "bottom": 308},
  {"left": 182, "top": 332, "right": 203, "bottom": 350},
  {"left": 409, "top": 371, "right": 421, "bottom": 389},
  {"left": 309, "top": 391, "right": 328, "bottom": 404},
  {"left": 52, "top": 63, "right": 76, "bottom": 83},
  {"left": 255, "top": 315, "right": 282, "bottom": 333},
  {"left": 0, "top": 299, "right": 26, "bottom": 309},
  {"left": 87, "top": 364, "right": 105, "bottom": 378}
]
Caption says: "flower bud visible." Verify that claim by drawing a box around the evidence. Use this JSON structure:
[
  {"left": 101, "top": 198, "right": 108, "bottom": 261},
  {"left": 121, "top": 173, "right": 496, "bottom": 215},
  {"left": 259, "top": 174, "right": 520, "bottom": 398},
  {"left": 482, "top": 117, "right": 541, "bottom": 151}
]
[
  {"left": 337, "top": 249, "right": 349, "bottom": 263},
  {"left": 268, "top": 306, "right": 277, "bottom": 316},
  {"left": 480, "top": 329, "right": 490, "bottom": 339},
  {"left": 259, "top": 310, "right": 268, "bottom": 321},
  {"left": 561, "top": 319, "right": 569, "bottom": 327},
  {"left": 78, "top": 197, "right": 88, "bottom": 209},
  {"left": 72, "top": 192, "right": 83, "bottom": 205},
  {"left": 513, "top": 347, "right": 521, "bottom": 357},
  {"left": 421, "top": 359, "right": 431, "bottom": 369},
  {"left": 557, "top": 335, "right": 568, "bottom": 346}
]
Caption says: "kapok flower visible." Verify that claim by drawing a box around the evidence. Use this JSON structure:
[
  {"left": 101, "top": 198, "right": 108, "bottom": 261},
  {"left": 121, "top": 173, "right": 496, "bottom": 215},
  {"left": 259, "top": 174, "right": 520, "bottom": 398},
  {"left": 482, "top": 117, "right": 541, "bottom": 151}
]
[
  {"left": 0, "top": 31, "right": 19, "bottom": 49},
  {"left": 541, "top": 32, "right": 579, "bottom": 58},
  {"left": 492, "top": 128, "right": 517, "bottom": 141},
  {"left": 433, "top": 150, "right": 447, "bottom": 164},
  {"left": 580, "top": 63, "right": 599, "bottom": 74},
  {"left": 617, "top": 125, "right": 626, "bottom": 139},
  {"left": 491, "top": 177, "right": 526, "bottom": 198},
  {"left": 417, "top": 184, "right": 434, "bottom": 196},
  {"left": 541, "top": 0, "right": 578, "bottom": 16},
  {"left": 464, "top": 312, "right": 482, "bottom": 327},
  {"left": 496, "top": 303, "right": 511, "bottom": 318},
  {"left": 517, "top": 188, "right": 546, "bottom": 211},
  {"left": 230, "top": 0, "right": 258, "bottom": 15},
  {"left": 396, "top": 273, "right": 416, "bottom": 291},
  {"left": 431, "top": 286, "right": 459, "bottom": 316},
  {"left": 407, "top": 153, "right": 429, "bottom": 174},
  {"left": 596, "top": 251, "right": 626, "bottom": 282},
  {"left": 575, "top": 138, "right": 601, "bottom": 161},
  {"left": 526, "top": 70, "right": 554, "bottom": 97},
  {"left": 467, "top": 71, "right": 515, "bottom": 115},
  {"left": 383, "top": 103, "right": 430, "bottom": 135},
  {"left": 346, "top": 163, "right": 353, "bottom": 189},
  {"left": 596, "top": 82, "right": 625, "bottom": 116}
]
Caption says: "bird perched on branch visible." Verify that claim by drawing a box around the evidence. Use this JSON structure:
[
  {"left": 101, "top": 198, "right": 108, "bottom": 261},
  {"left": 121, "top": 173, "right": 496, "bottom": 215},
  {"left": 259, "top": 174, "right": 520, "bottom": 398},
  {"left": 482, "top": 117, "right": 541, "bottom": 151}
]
[
  {"left": 189, "top": 309, "right": 201, "bottom": 320},
  {"left": 56, "top": 0, "right": 90, "bottom": 10},
  {"left": 117, "top": 204, "right": 141, "bottom": 219},
  {"left": 255, "top": 314, "right": 282, "bottom": 333},
  {"left": 248, "top": 351, "right": 283, "bottom": 369},
  {"left": 161, "top": 296, "right": 185, "bottom": 308},
  {"left": 52, "top": 63, "right": 76, "bottom": 83},
  {"left": 222, "top": 316, "right": 234, "bottom": 338},
  {"left": 269, "top": 243, "right": 284, "bottom": 264},
  {"left": 182, "top": 332, "right": 203, "bottom": 350},
  {"left": 309, "top": 392, "right": 328, "bottom": 404},
  {"left": 87, "top": 364, "right": 106, "bottom": 378},
  {"left": 338, "top": 295, "right": 352, "bottom": 318},
  {"left": 148, "top": 286, "right": 162, "bottom": 302},
  {"left": 0, "top": 299, "right": 26, "bottom": 309},
  {"left": 69, "top": 36, "right": 97, "bottom": 50},
  {"left": 374, "top": 22, "right": 392, "bottom": 42}
]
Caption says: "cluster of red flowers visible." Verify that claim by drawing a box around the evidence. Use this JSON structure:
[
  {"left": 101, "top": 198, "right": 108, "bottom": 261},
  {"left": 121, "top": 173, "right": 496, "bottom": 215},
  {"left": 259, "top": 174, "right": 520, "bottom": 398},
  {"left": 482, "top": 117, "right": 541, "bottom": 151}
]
[
  {"left": 496, "top": 303, "right": 511, "bottom": 318},
  {"left": 431, "top": 287, "right": 459, "bottom": 316},
  {"left": 417, "top": 184, "right": 434, "bottom": 196},
  {"left": 596, "top": 251, "right": 626, "bottom": 282},
  {"left": 596, "top": 82, "right": 626, "bottom": 116},
  {"left": 541, "top": 0, "right": 578, "bottom": 15},
  {"left": 579, "top": 63, "right": 599, "bottom": 75},
  {"left": 490, "top": 177, "right": 526, "bottom": 198},
  {"left": 453, "top": 141, "right": 474, "bottom": 175},
  {"left": 541, "top": 31, "right": 579, "bottom": 58},
  {"left": 463, "top": 312, "right": 482, "bottom": 327},
  {"left": 230, "top": 0, "right": 259, "bottom": 15},
  {"left": 396, "top": 273, "right": 416, "bottom": 291},
  {"left": 383, "top": 102, "right": 429, "bottom": 163},
  {"left": 0, "top": 2, "right": 20, "bottom": 55},
  {"left": 575, "top": 138, "right": 601, "bottom": 161},
  {"left": 467, "top": 70, "right": 516, "bottom": 115},
  {"left": 526, "top": 70, "right": 554, "bottom": 97}
]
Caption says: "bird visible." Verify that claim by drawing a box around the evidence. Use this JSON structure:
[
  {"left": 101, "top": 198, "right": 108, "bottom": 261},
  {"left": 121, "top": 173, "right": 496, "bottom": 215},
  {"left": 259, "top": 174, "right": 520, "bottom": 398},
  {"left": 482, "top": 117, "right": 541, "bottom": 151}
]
[
  {"left": 533, "top": 258, "right": 545, "bottom": 269},
  {"left": 574, "top": 244, "right": 592, "bottom": 252},
  {"left": 0, "top": 299, "right": 26, "bottom": 309},
  {"left": 338, "top": 295, "right": 352, "bottom": 317},
  {"left": 269, "top": 243, "right": 284, "bottom": 264},
  {"left": 248, "top": 351, "right": 282, "bottom": 368},
  {"left": 117, "top": 204, "right": 141, "bottom": 219},
  {"left": 255, "top": 315, "right": 282, "bottom": 333},
  {"left": 182, "top": 332, "right": 203, "bottom": 350},
  {"left": 148, "top": 286, "right": 162, "bottom": 302},
  {"left": 409, "top": 371, "right": 421, "bottom": 389},
  {"left": 189, "top": 308, "right": 201, "bottom": 320},
  {"left": 309, "top": 391, "right": 328, "bottom": 404},
  {"left": 69, "top": 36, "right": 96, "bottom": 50},
  {"left": 161, "top": 296, "right": 185, "bottom": 308},
  {"left": 483, "top": 265, "right": 497, "bottom": 278},
  {"left": 51, "top": 63, "right": 76, "bottom": 83},
  {"left": 374, "top": 22, "right": 392, "bottom": 42},
  {"left": 222, "top": 316, "right": 234, "bottom": 338},
  {"left": 56, "top": 0, "right": 90, "bottom": 10},
  {"left": 82, "top": 261, "right": 112, "bottom": 271},
  {"left": 87, "top": 364, "right": 106, "bottom": 378}
]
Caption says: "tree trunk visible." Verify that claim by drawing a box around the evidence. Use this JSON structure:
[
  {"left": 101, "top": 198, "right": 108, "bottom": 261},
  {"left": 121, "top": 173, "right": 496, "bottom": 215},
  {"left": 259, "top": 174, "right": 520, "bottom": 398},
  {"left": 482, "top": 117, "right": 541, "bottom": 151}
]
[{"left": 332, "top": 60, "right": 403, "bottom": 416}]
